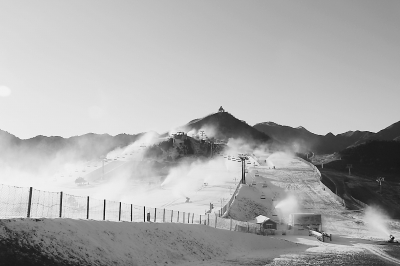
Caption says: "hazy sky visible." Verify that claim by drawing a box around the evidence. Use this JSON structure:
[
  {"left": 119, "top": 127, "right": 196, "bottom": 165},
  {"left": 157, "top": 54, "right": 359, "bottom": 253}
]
[{"left": 1, "top": 1, "right": 399, "bottom": 139}]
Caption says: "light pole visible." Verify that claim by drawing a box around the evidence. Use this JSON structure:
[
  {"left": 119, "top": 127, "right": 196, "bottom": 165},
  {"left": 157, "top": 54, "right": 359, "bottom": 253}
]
[{"left": 376, "top": 177, "right": 384, "bottom": 194}]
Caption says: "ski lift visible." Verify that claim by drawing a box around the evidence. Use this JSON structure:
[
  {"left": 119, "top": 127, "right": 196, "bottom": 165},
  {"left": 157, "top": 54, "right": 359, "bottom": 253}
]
[
  {"left": 260, "top": 193, "right": 266, "bottom": 199},
  {"left": 251, "top": 181, "right": 256, "bottom": 186},
  {"left": 262, "top": 183, "right": 268, "bottom": 188}
]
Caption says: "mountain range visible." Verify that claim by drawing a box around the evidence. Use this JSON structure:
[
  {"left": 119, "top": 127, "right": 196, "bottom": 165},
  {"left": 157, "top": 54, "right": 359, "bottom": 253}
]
[
  {"left": 0, "top": 129, "right": 143, "bottom": 172},
  {"left": 1, "top": 111, "right": 399, "bottom": 165},
  {"left": 254, "top": 120, "right": 400, "bottom": 154}
]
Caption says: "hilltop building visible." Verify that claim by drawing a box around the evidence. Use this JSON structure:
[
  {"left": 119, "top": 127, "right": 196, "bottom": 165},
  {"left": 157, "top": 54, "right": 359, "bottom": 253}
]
[
  {"left": 173, "top": 132, "right": 187, "bottom": 140},
  {"left": 218, "top": 106, "right": 225, "bottom": 113}
]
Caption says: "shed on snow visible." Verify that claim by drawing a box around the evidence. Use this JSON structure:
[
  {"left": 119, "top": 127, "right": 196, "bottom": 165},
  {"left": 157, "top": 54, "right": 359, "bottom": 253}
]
[{"left": 255, "top": 215, "right": 278, "bottom": 230}]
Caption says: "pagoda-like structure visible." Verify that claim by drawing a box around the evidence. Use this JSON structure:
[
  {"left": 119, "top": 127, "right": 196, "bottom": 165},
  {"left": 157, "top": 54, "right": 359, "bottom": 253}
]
[{"left": 218, "top": 106, "right": 225, "bottom": 113}]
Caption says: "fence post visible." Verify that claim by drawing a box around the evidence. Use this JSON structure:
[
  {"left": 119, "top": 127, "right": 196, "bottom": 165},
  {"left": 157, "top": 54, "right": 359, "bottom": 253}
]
[
  {"left": 207, "top": 214, "right": 209, "bottom": 226},
  {"left": 177, "top": 211, "right": 180, "bottom": 223},
  {"left": 171, "top": 210, "right": 173, "bottom": 223},
  {"left": 154, "top": 208, "right": 157, "bottom": 222},
  {"left": 247, "top": 222, "right": 249, "bottom": 233},
  {"left": 163, "top": 209, "right": 165, "bottom": 223},
  {"left": 130, "top": 204, "right": 133, "bottom": 222},
  {"left": 200, "top": 215, "right": 201, "bottom": 224},
  {"left": 143, "top": 206, "right": 146, "bottom": 222},
  {"left": 230, "top": 218, "right": 232, "bottom": 231},
  {"left": 215, "top": 215, "right": 217, "bottom": 228},
  {"left": 27, "top": 187, "right": 33, "bottom": 218},
  {"left": 87, "top": 196, "right": 90, "bottom": 219},
  {"left": 119, "top": 202, "right": 122, "bottom": 221},
  {"left": 59, "top": 191, "right": 63, "bottom": 218},
  {"left": 191, "top": 213, "right": 194, "bottom": 223},
  {"left": 103, "top": 199, "right": 106, "bottom": 221}
]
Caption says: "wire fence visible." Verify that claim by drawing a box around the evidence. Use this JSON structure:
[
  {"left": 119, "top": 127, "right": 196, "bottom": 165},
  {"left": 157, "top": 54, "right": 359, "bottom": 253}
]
[
  {"left": 0, "top": 183, "right": 263, "bottom": 235},
  {"left": 220, "top": 181, "right": 242, "bottom": 217}
]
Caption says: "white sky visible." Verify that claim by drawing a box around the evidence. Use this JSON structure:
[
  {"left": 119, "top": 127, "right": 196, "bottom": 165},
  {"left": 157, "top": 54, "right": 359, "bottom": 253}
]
[{"left": 0, "top": 0, "right": 399, "bottom": 139}]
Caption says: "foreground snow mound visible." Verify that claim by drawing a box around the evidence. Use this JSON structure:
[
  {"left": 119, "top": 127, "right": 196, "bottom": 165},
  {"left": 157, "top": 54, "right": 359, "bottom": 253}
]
[{"left": 0, "top": 218, "right": 305, "bottom": 266}]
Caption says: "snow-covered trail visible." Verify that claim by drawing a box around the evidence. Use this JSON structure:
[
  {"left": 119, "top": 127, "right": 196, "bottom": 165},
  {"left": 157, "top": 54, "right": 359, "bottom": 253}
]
[{"left": 231, "top": 154, "right": 400, "bottom": 264}]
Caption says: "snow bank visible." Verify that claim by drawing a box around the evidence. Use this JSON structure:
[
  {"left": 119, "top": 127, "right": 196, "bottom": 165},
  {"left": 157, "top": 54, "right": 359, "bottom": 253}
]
[{"left": 0, "top": 218, "right": 306, "bottom": 266}]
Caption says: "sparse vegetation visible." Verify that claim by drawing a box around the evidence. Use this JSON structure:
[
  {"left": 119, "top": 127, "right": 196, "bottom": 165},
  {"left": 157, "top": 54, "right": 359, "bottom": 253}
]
[{"left": 325, "top": 140, "right": 400, "bottom": 181}]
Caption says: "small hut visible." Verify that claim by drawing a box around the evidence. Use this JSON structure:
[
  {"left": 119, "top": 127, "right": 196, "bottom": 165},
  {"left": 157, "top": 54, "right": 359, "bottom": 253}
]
[
  {"left": 218, "top": 106, "right": 225, "bottom": 113},
  {"left": 255, "top": 215, "right": 278, "bottom": 230}
]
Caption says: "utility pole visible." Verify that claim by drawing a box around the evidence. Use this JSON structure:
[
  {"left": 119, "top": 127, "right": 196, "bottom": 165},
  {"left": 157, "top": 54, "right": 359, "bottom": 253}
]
[
  {"left": 199, "top": 131, "right": 205, "bottom": 139},
  {"left": 376, "top": 177, "right": 384, "bottom": 194},
  {"left": 346, "top": 164, "right": 352, "bottom": 176}
]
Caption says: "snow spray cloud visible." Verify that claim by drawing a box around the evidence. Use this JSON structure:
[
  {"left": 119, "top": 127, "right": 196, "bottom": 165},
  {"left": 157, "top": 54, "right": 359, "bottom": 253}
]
[
  {"left": 161, "top": 157, "right": 234, "bottom": 197},
  {"left": 266, "top": 152, "right": 294, "bottom": 168},
  {"left": 105, "top": 131, "right": 159, "bottom": 159},
  {"left": 364, "top": 206, "right": 391, "bottom": 239},
  {"left": 275, "top": 194, "right": 300, "bottom": 217},
  {"left": 0, "top": 131, "right": 147, "bottom": 193}
]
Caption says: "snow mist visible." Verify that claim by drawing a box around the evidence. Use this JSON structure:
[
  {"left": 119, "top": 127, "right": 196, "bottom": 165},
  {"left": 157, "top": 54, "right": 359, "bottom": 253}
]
[
  {"left": 275, "top": 194, "right": 299, "bottom": 218},
  {"left": 364, "top": 206, "right": 391, "bottom": 239}
]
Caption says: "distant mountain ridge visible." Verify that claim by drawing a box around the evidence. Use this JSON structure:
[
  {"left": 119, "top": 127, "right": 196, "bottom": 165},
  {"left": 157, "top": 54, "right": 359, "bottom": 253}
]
[
  {"left": 1, "top": 110, "right": 274, "bottom": 167},
  {"left": 0, "top": 129, "right": 144, "bottom": 172},
  {"left": 253, "top": 120, "right": 400, "bottom": 154},
  {"left": 2, "top": 111, "right": 398, "bottom": 162}
]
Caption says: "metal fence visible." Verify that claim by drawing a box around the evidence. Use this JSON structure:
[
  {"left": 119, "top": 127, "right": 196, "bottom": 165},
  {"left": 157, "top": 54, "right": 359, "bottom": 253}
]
[
  {"left": 0, "top": 183, "right": 262, "bottom": 234},
  {"left": 220, "top": 180, "right": 242, "bottom": 217}
]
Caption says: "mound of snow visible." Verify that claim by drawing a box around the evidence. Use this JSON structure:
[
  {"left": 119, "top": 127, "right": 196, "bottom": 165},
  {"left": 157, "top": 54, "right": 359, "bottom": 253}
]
[{"left": 0, "top": 218, "right": 306, "bottom": 266}]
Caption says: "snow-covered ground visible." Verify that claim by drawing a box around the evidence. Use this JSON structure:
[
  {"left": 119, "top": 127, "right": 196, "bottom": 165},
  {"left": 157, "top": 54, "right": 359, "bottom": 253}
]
[
  {"left": 0, "top": 218, "right": 307, "bottom": 266},
  {"left": 47, "top": 152, "right": 260, "bottom": 215},
  {"left": 2, "top": 150, "right": 400, "bottom": 265}
]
